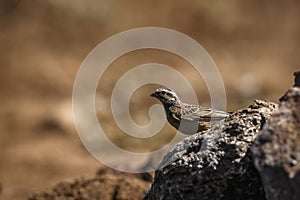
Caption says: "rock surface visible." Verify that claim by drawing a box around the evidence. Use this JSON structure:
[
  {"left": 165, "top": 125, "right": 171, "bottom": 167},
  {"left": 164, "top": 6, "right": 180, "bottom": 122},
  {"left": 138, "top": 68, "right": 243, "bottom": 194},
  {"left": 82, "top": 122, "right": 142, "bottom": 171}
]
[
  {"left": 144, "top": 100, "right": 277, "bottom": 200},
  {"left": 252, "top": 87, "right": 300, "bottom": 200},
  {"left": 29, "top": 168, "right": 152, "bottom": 200}
]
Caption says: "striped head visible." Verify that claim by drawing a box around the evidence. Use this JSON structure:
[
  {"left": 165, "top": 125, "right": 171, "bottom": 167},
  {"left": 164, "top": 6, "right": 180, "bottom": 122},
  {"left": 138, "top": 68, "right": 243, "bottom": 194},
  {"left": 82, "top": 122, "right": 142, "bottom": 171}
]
[{"left": 150, "top": 88, "right": 181, "bottom": 105}]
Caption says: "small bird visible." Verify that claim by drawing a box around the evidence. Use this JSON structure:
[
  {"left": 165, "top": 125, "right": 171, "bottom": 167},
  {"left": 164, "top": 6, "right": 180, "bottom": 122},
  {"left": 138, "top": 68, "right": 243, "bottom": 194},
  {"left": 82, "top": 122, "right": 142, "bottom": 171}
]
[{"left": 150, "top": 88, "right": 229, "bottom": 135}]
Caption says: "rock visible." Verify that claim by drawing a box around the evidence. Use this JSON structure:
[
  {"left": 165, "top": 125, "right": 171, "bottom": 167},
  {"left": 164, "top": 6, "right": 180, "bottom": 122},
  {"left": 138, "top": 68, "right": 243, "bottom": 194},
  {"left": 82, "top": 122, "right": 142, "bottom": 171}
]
[
  {"left": 144, "top": 100, "right": 277, "bottom": 200},
  {"left": 279, "top": 70, "right": 300, "bottom": 102},
  {"left": 36, "top": 116, "right": 65, "bottom": 133},
  {"left": 293, "top": 71, "right": 300, "bottom": 86},
  {"left": 29, "top": 167, "right": 151, "bottom": 200},
  {"left": 251, "top": 87, "right": 300, "bottom": 200}
]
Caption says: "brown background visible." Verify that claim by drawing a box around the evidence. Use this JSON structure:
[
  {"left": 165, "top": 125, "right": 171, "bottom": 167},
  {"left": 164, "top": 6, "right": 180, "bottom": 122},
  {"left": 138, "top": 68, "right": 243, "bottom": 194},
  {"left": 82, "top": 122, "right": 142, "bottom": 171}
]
[{"left": 0, "top": 0, "right": 299, "bottom": 199}]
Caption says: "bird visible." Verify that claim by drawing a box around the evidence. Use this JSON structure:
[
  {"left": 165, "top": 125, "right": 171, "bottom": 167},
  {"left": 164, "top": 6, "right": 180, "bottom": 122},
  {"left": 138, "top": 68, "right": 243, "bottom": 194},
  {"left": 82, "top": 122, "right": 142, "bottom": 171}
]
[{"left": 150, "top": 88, "right": 230, "bottom": 135}]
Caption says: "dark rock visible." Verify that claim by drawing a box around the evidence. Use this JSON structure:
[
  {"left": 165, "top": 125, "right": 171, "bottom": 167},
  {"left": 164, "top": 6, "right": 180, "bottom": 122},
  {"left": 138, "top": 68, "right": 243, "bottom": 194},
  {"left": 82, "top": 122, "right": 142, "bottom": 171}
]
[
  {"left": 279, "top": 70, "right": 300, "bottom": 102},
  {"left": 144, "top": 100, "right": 277, "bottom": 200},
  {"left": 37, "top": 116, "right": 65, "bottom": 133},
  {"left": 293, "top": 71, "right": 300, "bottom": 87},
  {"left": 252, "top": 87, "right": 300, "bottom": 200}
]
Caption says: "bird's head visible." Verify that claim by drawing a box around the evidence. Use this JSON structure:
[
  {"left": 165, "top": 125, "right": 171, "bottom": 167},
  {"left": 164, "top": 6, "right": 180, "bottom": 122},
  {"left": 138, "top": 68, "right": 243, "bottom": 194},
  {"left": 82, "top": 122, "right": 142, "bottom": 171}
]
[{"left": 150, "top": 88, "right": 181, "bottom": 105}]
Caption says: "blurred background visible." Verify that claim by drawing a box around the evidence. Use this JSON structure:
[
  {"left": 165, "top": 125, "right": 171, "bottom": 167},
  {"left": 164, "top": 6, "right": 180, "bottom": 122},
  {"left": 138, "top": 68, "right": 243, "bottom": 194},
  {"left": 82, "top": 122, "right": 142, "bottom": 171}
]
[{"left": 0, "top": 0, "right": 299, "bottom": 199}]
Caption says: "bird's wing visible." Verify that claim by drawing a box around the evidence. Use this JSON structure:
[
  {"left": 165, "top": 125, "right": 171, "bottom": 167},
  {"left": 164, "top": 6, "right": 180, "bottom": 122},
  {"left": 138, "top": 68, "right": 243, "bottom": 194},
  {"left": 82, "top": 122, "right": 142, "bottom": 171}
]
[{"left": 181, "top": 104, "right": 229, "bottom": 122}]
